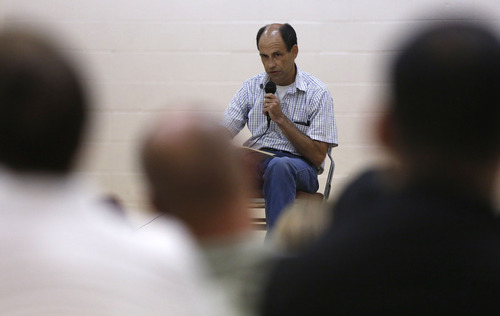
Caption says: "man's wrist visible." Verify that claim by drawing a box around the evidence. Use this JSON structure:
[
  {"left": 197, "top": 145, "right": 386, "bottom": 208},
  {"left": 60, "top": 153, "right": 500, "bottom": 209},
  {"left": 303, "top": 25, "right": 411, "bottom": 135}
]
[{"left": 274, "top": 115, "right": 291, "bottom": 128}]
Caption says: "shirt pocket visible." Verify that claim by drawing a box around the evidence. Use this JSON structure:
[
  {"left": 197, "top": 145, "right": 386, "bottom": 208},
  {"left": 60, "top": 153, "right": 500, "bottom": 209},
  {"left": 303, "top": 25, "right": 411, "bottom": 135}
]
[{"left": 289, "top": 105, "right": 311, "bottom": 135}]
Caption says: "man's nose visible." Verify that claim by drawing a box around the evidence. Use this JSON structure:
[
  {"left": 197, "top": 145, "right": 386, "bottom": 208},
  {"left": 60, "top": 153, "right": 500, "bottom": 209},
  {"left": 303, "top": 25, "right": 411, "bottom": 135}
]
[{"left": 267, "top": 57, "right": 276, "bottom": 69}]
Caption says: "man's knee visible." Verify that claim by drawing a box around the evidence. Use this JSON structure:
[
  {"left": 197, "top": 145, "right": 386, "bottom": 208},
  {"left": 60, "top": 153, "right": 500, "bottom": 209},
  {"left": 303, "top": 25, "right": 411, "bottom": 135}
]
[{"left": 265, "top": 157, "right": 295, "bottom": 176}]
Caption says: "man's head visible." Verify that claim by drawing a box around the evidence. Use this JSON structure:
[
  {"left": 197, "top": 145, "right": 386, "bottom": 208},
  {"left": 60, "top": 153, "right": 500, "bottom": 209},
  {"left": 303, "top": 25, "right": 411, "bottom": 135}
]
[
  {"left": 382, "top": 21, "right": 500, "bottom": 165},
  {"left": 141, "top": 112, "right": 250, "bottom": 238},
  {"left": 0, "top": 28, "right": 87, "bottom": 174},
  {"left": 256, "top": 23, "right": 298, "bottom": 86}
]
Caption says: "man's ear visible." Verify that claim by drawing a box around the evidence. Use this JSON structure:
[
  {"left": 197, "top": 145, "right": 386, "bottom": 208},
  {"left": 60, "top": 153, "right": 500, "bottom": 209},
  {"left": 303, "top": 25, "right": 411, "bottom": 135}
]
[
  {"left": 377, "top": 108, "right": 398, "bottom": 150},
  {"left": 291, "top": 44, "right": 298, "bottom": 58},
  {"left": 150, "top": 191, "right": 170, "bottom": 215}
]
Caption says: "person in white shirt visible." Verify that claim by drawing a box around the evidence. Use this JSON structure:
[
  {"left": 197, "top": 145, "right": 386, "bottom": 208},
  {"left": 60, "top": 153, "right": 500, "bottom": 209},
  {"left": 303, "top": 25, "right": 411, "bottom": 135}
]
[{"left": 0, "top": 26, "right": 230, "bottom": 316}]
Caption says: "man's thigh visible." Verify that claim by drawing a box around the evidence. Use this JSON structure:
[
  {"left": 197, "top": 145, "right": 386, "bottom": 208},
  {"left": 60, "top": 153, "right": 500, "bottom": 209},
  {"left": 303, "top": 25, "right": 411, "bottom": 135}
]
[{"left": 264, "top": 156, "right": 319, "bottom": 193}]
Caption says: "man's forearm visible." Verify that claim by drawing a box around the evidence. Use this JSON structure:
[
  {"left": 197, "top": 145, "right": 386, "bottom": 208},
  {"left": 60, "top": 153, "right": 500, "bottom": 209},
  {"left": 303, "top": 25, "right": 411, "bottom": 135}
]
[{"left": 275, "top": 116, "right": 328, "bottom": 167}]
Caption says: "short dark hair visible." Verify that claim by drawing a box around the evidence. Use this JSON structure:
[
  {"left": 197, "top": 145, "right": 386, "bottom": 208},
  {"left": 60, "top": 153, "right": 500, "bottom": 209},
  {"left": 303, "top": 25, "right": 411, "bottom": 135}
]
[
  {"left": 391, "top": 21, "right": 500, "bottom": 159},
  {"left": 0, "top": 29, "right": 88, "bottom": 174},
  {"left": 256, "top": 23, "right": 297, "bottom": 51}
]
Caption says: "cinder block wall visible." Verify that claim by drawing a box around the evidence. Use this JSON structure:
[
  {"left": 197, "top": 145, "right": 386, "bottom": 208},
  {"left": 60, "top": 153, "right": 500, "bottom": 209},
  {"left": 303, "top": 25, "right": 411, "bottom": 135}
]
[{"left": 1, "top": 0, "right": 499, "bottom": 215}]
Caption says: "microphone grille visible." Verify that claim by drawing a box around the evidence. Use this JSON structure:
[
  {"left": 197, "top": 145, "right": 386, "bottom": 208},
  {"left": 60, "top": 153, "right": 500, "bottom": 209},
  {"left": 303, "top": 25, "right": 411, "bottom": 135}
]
[{"left": 264, "top": 81, "right": 277, "bottom": 94}]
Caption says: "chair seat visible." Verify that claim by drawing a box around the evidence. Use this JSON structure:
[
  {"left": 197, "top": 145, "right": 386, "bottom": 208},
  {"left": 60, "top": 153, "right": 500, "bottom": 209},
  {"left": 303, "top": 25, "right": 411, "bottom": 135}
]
[
  {"left": 249, "top": 190, "right": 324, "bottom": 209},
  {"left": 296, "top": 191, "right": 324, "bottom": 200},
  {"left": 250, "top": 190, "right": 323, "bottom": 200}
]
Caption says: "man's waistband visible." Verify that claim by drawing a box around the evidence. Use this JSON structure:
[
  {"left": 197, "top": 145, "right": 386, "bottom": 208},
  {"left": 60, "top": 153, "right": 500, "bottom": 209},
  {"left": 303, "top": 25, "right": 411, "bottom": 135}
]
[
  {"left": 260, "top": 147, "right": 322, "bottom": 173},
  {"left": 260, "top": 147, "right": 295, "bottom": 156}
]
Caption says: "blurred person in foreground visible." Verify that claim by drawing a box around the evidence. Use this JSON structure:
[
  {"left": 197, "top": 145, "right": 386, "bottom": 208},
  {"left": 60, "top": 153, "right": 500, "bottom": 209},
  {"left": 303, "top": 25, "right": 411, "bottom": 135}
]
[
  {"left": 270, "top": 199, "right": 332, "bottom": 255},
  {"left": 260, "top": 19, "right": 500, "bottom": 315},
  {"left": 222, "top": 23, "right": 338, "bottom": 231},
  {"left": 0, "top": 27, "right": 229, "bottom": 316},
  {"left": 139, "top": 112, "right": 276, "bottom": 316}
]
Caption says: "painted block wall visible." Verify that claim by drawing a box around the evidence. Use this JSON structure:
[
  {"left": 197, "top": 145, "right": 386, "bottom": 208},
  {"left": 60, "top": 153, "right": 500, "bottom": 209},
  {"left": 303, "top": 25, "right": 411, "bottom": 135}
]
[{"left": 0, "top": 0, "right": 499, "bottom": 215}]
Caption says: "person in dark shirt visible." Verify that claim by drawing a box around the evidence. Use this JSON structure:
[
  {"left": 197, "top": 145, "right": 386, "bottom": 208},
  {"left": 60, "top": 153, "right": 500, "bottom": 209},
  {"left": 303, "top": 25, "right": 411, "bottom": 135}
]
[{"left": 260, "top": 19, "right": 500, "bottom": 315}]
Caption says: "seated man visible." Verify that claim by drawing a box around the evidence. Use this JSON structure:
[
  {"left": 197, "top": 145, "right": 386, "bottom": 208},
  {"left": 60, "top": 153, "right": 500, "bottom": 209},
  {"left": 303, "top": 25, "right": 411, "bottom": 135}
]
[
  {"left": 222, "top": 23, "right": 338, "bottom": 230},
  {"left": 261, "top": 20, "right": 500, "bottom": 314}
]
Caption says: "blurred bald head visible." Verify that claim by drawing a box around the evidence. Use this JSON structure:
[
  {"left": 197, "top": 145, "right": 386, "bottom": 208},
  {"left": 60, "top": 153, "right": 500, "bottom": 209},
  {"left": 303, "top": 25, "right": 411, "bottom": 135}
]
[{"left": 141, "top": 112, "right": 248, "bottom": 222}]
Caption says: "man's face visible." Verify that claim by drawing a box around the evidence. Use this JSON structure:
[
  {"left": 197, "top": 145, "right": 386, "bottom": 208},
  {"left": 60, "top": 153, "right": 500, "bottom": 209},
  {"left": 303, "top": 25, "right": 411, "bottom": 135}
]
[{"left": 258, "top": 30, "right": 298, "bottom": 86}]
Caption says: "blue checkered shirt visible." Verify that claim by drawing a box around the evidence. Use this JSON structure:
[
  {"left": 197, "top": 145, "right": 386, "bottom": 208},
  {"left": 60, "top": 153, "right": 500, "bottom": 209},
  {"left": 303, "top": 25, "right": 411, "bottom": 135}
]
[{"left": 222, "top": 67, "right": 338, "bottom": 172}]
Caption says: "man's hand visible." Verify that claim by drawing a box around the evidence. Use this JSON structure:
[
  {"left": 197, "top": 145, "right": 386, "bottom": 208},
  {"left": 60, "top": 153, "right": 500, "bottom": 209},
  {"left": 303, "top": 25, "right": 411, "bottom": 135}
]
[
  {"left": 263, "top": 93, "right": 328, "bottom": 167},
  {"left": 263, "top": 93, "right": 284, "bottom": 122}
]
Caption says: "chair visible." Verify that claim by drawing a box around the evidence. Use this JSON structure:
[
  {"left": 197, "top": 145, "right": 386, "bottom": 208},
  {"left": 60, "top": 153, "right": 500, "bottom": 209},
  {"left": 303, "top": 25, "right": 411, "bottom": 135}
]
[{"left": 250, "top": 151, "right": 335, "bottom": 230}]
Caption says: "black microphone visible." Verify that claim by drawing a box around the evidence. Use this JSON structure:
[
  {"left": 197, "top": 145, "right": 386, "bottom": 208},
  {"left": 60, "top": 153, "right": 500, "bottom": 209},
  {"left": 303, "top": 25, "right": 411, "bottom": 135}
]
[{"left": 264, "top": 81, "right": 276, "bottom": 127}]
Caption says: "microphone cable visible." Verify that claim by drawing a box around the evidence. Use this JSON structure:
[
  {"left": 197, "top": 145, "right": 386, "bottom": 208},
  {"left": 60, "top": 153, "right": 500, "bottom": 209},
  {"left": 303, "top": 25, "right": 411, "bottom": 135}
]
[
  {"left": 247, "top": 81, "right": 276, "bottom": 148},
  {"left": 246, "top": 123, "right": 270, "bottom": 149}
]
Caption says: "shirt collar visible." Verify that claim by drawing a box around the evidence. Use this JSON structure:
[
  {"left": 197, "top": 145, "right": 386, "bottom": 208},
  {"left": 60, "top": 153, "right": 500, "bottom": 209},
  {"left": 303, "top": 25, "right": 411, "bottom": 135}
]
[{"left": 294, "top": 67, "right": 308, "bottom": 92}]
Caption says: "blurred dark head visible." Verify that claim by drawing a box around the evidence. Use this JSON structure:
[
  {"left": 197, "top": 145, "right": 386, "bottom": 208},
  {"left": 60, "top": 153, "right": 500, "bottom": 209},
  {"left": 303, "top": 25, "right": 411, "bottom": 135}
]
[
  {"left": 390, "top": 21, "right": 500, "bottom": 160},
  {"left": 0, "top": 28, "right": 88, "bottom": 174}
]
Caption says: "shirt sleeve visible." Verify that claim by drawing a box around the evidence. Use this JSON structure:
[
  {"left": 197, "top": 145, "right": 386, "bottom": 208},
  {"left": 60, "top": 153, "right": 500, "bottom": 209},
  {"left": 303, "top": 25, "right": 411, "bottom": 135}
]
[
  {"left": 307, "top": 89, "right": 338, "bottom": 147},
  {"left": 222, "top": 84, "right": 249, "bottom": 137}
]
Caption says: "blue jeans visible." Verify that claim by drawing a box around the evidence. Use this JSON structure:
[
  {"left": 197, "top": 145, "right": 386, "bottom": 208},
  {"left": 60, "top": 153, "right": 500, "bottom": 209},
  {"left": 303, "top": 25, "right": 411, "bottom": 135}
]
[{"left": 259, "top": 150, "right": 319, "bottom": 230}]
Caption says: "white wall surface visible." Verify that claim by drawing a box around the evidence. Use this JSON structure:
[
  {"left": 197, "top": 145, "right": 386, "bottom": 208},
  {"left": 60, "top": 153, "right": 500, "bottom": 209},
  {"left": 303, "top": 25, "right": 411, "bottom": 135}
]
[{"left": 0, "top": 0, "right": 499, "bottom": 214}]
